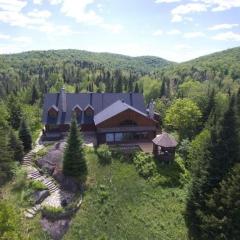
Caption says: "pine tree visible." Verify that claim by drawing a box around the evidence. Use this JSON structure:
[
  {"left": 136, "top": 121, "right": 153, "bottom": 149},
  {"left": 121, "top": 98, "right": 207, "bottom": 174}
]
[
  {"left": 160, "top": 79, "right": 166, "bottom": 97},
  {"left": 134, "top": 82, "right": 139, "bottom": 93},
  {"left": 8, "top": 129, "right": 24, "bottom": 162},
  {"left": 204, "top": 89, "right": 215, "bottom": 125},
  {"left": 30, "top": 85, "right": 39, "bottom": 104},
  {"left": 63, "top": 117, "right": 87, "bottom": 181},
  {"left": 200, "top": 163, "right": 240, "bottom": 240},
  {"left": 0, "top": 128, "right": 14, "bottom": 186},
  {"left": 18, "top": 119, "right": 32, "bottom": 152},
  {"left": 186, "top": 95, "right": 240, "bottom": 239},
  {"left": 209, "top": 96, "right": 239, "bottom": 186},
  {"left": 75, "top": 85, "right": 80, "bottom": 93},
  {"left": 7, "top": 95, "right": 22, "bottom": 129}
]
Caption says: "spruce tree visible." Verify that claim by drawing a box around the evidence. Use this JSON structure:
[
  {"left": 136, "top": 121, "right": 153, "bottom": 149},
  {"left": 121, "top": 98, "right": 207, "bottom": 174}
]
[
  {"left": 8, "top": 129, "right": 24, "bottom": 162},
  {"left": 201, "top": 163, "right": 240, "bottom": 240},
  {"left": 63, "top": 117, "right": 87, "bottom": 181},
  {"left": 186, "top": 95, "right": 240, "bottom": 239},
  {"left": 0, "top": 128, "right": 14, "bottom": 186},
  {"left": 7, "top": 95, "right": 22, "bottom": 129},
  {"left": 209, "top": 95, "right": 239, "bottom": 186},
  {"left": 30, "top": 85, "right": 39, "bottom": 104},
  {"left": 204, "top": 89, "right": 215, "bottom": 125},
  {"left": 160, "top": 79, "right": 166, "bottom": 97},
  {"left": 18, "top": 119, "right": 32, "bottom": 152},
  {"left": 134, "top": 82, "right": 139, "bottom": 93}
]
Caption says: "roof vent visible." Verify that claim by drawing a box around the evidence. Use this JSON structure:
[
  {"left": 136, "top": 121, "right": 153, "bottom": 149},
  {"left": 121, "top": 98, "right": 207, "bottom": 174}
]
[{"left": 121, "top": 99, "right": 125, "bottom": 103}]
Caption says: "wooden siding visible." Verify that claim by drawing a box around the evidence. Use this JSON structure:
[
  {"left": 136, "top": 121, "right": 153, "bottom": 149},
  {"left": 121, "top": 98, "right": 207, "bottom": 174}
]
[{"left": 96, "top": 109, "right": 156, "bottom": 129}]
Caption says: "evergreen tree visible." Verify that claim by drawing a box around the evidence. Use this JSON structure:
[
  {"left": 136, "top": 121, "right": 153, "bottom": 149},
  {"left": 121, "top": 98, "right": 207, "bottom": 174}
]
[
  {"left": 115, "top": 77, "right": 123, "bottom": 92},
  {"left": 75, "top": 84, "right": 80, "bottom": 93},
  {"left": 160, "top": 79, "right": 166, "bottom": 97},
  {"left": 0, "top": 128, "right": 14, "bottom": 186},
  {"left": 8, "top": 129, "right": 24, "bottom": 162},
  {"left": 209, "top": 96, "right": 239, "bottom": 186},
  {"left": 18, "top": 119, "right": 32, "bottom": 151},
  {"left": 134, "top": 82, "right": 139, "bottom": 93},
  {"left": 7, "top": 95, "right": 22, "bottom": 129},
  {"left": 201, "top": 163, "right": 240, "bottom": 240},
  {"left": 63, "top": 117, "right": 87, "bottom": 180},
  {"left": 186, "top": 95, "right": 240, "bottom": 239},
  {"left": 30, "top": 85, "right": 39, "bottom": 105},
  {"left": 204, "top": 89, "right": 215, "bottom": 125}
]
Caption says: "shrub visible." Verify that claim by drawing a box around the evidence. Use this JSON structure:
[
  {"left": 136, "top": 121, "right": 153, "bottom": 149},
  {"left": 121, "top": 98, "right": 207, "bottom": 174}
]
[
  {"left": 133, "top": 152, "right": 156, "bottom": 178},
  {"left": 41, "top": 206, "right": 65, "bottom": 220},
  {"left": 12, "top": 168, "right": 27, "bottom": 191},
  {"left": 98, "top": 184, "right": 109, "bottom": 204},
  {"left": 29, "top": 180, "right": 47, "bottom": 191},
  {"left": 96, "top": 144, "right": 112, "bottom": 165}
]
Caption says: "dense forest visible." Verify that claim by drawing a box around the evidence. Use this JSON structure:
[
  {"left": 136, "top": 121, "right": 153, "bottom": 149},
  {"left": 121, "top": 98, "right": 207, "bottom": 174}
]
[{"left": 0, "top": 47, "right": 240, "bottom": 239}]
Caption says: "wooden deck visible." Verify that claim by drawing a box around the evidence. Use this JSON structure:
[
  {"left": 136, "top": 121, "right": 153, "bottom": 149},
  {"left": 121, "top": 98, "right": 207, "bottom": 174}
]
[
  {"left": 110, "top": 142, "right": 153, "bottom": 154},
  {"left": 137, "top": 142, "right": 153, "bottom": 153}
]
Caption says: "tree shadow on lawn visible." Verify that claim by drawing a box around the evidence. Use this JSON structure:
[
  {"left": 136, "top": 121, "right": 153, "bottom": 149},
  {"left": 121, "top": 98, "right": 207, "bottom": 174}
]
[{"left": 153, "top": 158, "right": 184, "bottom": 188}]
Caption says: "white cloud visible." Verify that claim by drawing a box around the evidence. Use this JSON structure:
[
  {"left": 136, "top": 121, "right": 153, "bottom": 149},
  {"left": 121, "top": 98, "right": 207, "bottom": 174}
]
[
  {"left": 0, "top": 33, "right": 10, "bottom": 39},
  {"left": 153, "top": 29, "right": 163, "bottom": 36},
  {"left": 167, "top": 29, "right": 181, "bottom": 35},
  {"left": 60, "top": 0, "right": 123, "bottom": 33},
  {"left": 212, "top": 31, "right": 240, "bottom": 41},
  {"left": 184, "top": 31, "right": 205, "bottom": 38},
  {"left": 0, "top": 0, "right": 27, "bottom": 12},
  {"left": 198, "top": 0, "right": 240, "bottom": 11},
  {"left": 27, "top": 9, "right": 52, "bottom": 18},
  {"left": 48, "top": 0, "right": 63, "bottom": 4},
  {"left": 208, "top": 23, "right": 239, "bottom": 30},
  {"left": 33, "top": 0, "right": 43, "bottom": 5},
  {"left": 171, "top": 3, "right": 207, "bottom": 22},
  {"left": 155, "top": 0, "right": 181, "bottom": 3}
]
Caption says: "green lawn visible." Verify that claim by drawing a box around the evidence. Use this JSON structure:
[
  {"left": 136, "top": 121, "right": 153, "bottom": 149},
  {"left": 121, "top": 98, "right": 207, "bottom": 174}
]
[
  {"left": 64, "top": 151, "right": 188, "bottom": 240},
  {"left": 0, "top": 168, "right": 51, "bottom": 240}
]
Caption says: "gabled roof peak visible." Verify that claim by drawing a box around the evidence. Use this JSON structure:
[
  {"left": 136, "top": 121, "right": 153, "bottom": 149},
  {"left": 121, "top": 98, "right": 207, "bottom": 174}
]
[
  {"left": 48, "top": 104, "right": 59, "bottom": 112},
  {"left": 72, "top": 104, "right": 82, "bottom": 111},
  {"left": 84, "top": 104, "right": 94, "bottom": 111}
]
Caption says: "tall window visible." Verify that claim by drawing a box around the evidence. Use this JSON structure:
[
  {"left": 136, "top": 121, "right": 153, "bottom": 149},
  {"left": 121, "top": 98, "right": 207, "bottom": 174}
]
[{"left": 106, "top": 133, "right": 114, "bottom": 142}]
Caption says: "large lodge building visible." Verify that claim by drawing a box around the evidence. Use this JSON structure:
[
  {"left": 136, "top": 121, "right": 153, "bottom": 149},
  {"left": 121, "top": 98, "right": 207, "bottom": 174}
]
[{"left": 42, "top": 88, "right": 159, "bottom": 145}]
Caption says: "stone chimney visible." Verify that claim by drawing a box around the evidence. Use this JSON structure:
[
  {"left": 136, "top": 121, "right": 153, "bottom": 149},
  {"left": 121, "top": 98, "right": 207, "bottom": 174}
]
[
  {"left": 59, "top": 87, "right": 67, "bottom": 112},
  {"left": 149, "top": 99, "right": 155, "bottom": 119}
]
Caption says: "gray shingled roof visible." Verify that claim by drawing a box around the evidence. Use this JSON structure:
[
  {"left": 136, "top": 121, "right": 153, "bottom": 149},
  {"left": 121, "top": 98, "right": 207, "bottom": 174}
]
[
  {"left": 152, "top": 132, "right": 177, "bottom": 148},
  {"left": 42, "top": 92, "right": 147, "bottom": 125},
  {"left": 94, "top": 100, "right": 149, "bottom": 125}
]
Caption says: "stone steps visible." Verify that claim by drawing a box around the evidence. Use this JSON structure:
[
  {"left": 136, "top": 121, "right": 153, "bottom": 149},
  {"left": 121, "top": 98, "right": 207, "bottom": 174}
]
[
  {"left": 24, "top": 204, "right": 41, "bottom": 219},
  {"left": 22, "top": 146, "right": 63, "bottom": 218}
]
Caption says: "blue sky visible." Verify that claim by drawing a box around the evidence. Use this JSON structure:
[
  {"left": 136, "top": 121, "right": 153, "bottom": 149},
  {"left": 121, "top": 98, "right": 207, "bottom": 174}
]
[{"left": 0, "top": 0, "right": 240, "bottom": 62}]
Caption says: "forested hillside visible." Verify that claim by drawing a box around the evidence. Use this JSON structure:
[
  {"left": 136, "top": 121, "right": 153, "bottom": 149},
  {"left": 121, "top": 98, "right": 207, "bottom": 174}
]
[{"left": 0, "top": 47, "right": 240, "bottom": 240}]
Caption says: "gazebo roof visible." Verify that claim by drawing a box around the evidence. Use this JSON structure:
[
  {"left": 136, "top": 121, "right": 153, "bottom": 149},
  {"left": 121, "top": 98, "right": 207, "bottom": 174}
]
[{"left": 152, "top": 132, "right": 177, "bottom": 148}]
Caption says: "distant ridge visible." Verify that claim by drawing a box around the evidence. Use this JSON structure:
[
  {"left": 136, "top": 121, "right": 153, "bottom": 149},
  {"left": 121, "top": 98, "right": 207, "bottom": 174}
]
[{"left": 0, "top": 49, "right": 174, "bottom": 73}]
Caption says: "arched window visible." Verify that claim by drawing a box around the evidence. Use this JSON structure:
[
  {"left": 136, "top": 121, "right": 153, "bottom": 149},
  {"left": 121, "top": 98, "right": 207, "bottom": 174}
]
[{"left": 119, "top": 120, "right": 137, "bottom": 126}]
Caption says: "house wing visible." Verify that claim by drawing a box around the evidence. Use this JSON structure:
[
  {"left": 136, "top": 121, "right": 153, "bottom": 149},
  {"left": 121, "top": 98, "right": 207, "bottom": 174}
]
[{"left": 94, "top": 100, "right": 150, "bottom": 126}]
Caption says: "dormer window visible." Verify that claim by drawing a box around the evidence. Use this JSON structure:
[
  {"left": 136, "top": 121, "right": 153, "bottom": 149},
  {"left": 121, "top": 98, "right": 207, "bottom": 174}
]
[
  {"left": 84, "top": 104, "right": 94, "bottom": 117},
  {"left": 72, "top": 105, "right": 82, "bottom": 117},
  {"left": 48, "top": 105, "right": 59, "bottom": 118}
]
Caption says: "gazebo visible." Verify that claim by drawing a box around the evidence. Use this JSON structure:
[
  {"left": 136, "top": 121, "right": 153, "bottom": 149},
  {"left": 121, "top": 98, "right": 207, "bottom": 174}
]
[{"left": 152, "top": 132, "right": 178, "bottom": 162}]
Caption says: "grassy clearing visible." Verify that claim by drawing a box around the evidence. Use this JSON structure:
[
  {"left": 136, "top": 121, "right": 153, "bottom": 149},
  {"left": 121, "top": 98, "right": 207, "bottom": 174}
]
[{"left": 64, "top": 150, "right": 188, "bottom": 240}]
